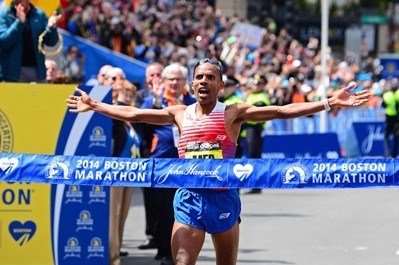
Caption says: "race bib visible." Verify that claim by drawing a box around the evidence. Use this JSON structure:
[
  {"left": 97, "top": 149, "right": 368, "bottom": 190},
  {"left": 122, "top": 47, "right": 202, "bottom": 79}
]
[{"left": 185, "top": 141, "right": 223, "bottom": 159}]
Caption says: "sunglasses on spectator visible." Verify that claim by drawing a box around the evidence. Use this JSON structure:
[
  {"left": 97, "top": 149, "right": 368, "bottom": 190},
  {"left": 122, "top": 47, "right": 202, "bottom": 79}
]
[
  {"left": 193, "top": 58, "right": 223, "bottom": 80},
  {"left": 112, "top": 76, "right": 124, "bottom": 81}
]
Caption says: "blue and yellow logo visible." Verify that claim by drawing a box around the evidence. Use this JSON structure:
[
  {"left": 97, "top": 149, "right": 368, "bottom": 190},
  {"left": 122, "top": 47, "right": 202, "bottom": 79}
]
[
  {"left": 76, "top": 210, "right": 94, "bottom": 231},
  {"left": 88, "top": 237, "right": 105, "bottom": 259},
  {"left": 64, "top": 237, "right": 82, "bottom": 259},
  {"left": 89, "top": 185, "right": 106, "bottom": 204},
  {"left": 89, "top": 126, "right": 107, "bottom": 148},
  {"left": 8, "top": 220, "right": 36, "bottom": 246},
  {"left": 65, "top": 185, "right": 83, "bottom": 204}
]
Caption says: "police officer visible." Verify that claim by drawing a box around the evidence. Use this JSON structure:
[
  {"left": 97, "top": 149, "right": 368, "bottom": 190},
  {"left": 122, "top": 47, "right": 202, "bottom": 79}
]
[
  {"left": 382, "top": 82, "right": 399, "bottom": 157},
  {"left": 243, "top": 73, "right": 270, "bottom": 194},
  {"left": 219, "top": 75, "right": 245, "bottom": 158}
]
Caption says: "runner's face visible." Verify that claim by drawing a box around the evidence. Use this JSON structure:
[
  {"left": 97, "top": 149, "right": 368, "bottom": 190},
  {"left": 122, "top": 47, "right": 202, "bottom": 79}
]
[{"left": 192, "top": 63, "right": 224, "bottom": 104}]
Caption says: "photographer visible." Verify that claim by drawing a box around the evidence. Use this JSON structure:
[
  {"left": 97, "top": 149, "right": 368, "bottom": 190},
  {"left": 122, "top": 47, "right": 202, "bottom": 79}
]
[{"left": 60, "top": 44, "right": 85, "bottom": 83}]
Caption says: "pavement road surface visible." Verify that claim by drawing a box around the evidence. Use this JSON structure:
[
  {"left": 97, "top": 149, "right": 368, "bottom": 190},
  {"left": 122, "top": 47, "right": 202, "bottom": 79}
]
[{"left": 121, "top": 188, "right": 399, "bottom": 265}]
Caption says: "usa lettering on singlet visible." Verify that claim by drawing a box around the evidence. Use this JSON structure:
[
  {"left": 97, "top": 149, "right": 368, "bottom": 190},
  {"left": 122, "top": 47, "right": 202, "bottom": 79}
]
[{"left": 178, "top": 102, "right": 237, "bottom": 159}]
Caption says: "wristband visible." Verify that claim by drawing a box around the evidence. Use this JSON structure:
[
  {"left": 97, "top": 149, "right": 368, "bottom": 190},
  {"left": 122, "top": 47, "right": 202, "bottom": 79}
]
[
  {"left": 323, "top": 98, "right": 331, "bottom": 111},
  {"left": 153, "top": 97, "right": 163, "bottom": 109}
]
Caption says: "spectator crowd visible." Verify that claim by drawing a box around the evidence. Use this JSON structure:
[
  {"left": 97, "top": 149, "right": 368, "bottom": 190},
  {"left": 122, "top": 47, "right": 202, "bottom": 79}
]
[{"left": 55, "top": 0, "right": 387, "bottom": 119}]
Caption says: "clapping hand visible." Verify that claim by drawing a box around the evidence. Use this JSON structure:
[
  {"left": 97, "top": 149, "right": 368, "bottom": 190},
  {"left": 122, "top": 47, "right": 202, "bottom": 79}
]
[
  {"left": 151, "top": 76, "right": 164, "bottom": 108},
  {"left": 48, "top": 11, "right": 63, "bottom": 29}
]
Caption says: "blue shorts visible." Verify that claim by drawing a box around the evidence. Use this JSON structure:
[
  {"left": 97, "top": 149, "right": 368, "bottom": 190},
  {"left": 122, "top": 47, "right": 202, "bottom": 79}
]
[{"left": 174, "top": 188, "right": 241, "bottom": 233}]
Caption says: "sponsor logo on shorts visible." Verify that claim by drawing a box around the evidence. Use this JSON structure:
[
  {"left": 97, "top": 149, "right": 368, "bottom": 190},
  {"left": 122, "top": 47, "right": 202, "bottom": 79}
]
[{"left": 219, "top": 212, "right": 230, "bottom": 219}]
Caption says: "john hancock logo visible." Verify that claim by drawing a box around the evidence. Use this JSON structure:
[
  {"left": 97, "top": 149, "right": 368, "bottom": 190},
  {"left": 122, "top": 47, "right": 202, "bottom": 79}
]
[
  {"left": 64, "top": 237, "right": 81, "bottom": 259},
  {"left": 0, "top": 109, "right": 14, "bottom": 152},
  {"left": 65, "top": 185, "right": 83, "bottom": 204},
  {"left": 45, "top": 158, "right": 70, "bottom": 179},
  {"left": 9, "top": 220, "right": 36, "bottom": 246},
  {"left": 76, "top": 210, "right": 94, "bottom": 231},
  {"left": 87, "top": 237, "right": 105, "bottom": 259},
  {"left": 281, "top": 163, "right": 309, "bottom": 184},
  {"left": 89, "top": 185, "right": 106, "bottom": 204},
  {"left": 89, "top": 126, "right": 107, "bottom": 148}
]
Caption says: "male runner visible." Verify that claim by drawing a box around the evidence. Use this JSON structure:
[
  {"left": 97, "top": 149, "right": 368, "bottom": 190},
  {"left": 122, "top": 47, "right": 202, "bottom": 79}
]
[{"left": 66, "top": 58, "right": 369, "bottom": 265}]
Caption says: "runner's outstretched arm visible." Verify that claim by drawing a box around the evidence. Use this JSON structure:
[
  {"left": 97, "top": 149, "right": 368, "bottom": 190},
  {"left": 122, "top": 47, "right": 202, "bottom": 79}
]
[
  {"left": 239, "top": 83, "right": 370, "bottom": 122},
  {"left": 66, "top": 87, "right": 180, "bottom": 125}
]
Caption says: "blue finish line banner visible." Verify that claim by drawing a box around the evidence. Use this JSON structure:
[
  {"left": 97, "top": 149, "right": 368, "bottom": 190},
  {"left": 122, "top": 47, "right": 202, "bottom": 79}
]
[{"left": 0, "top": 152, "right": 398, "bottom": 189}]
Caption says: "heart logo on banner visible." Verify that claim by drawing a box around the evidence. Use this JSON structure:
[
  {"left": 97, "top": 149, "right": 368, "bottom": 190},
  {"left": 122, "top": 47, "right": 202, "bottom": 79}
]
[
  {"left": 0, "top": 158, "right": 19, "bottom": 174},
  {"left": 233, "top": 164, "right": 254, "bottom": 181},
  {"left": 9, "top": 221, "right": 37, "bottom": 246}
]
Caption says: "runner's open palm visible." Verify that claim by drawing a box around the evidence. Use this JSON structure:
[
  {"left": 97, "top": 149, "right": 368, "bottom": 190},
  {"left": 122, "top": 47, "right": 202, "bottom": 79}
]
[
  {"left": 66, "top": 87, "right": 92, "bottom": 113},
  {"left": 334, "top": 84, "right": 369, "bottom": 107}
]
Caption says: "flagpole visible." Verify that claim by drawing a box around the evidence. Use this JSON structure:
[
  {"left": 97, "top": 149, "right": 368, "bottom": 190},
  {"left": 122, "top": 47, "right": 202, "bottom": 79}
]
[{"left": 319, "top": 0, "right": 329, "bottom": 133}]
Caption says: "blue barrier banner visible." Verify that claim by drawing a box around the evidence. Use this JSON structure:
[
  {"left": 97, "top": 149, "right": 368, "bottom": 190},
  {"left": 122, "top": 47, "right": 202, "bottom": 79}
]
[
  {"left": 262, "top": 133, "right": 342, "bottom": 158},
  {"left": 1, "top": 153, "right": 398, "bottom": 189},
  {"left": 352, "top": 121, "right": 386, "bottom": 156},
  {"left": 152, "top": 158, "right": 272, "bottom": 188},
  {"left": 0, "top": 153, "right": 152, "bottom": 187}
]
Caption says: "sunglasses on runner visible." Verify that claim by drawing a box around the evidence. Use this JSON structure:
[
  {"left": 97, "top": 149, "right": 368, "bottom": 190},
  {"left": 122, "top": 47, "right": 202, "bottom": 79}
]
[{"left": 193, "top": 59, "right": 223, "bottom": 80}]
